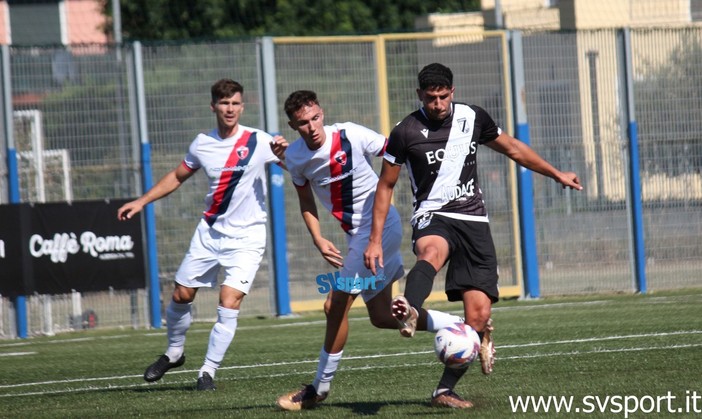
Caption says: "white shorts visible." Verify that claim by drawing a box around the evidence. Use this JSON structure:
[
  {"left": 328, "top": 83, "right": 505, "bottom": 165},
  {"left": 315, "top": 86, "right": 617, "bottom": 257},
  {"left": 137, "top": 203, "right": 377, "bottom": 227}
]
[
  {"left": 175, "top": 219, "right": 266, "bottom": 294},
  {"left": 341, "top": 205, "right": 404, "bottom": 303}
]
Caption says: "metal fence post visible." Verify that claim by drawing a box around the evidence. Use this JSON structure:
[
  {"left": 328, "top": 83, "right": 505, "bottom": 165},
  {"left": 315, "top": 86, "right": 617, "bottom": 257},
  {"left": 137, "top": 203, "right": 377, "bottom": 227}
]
[
  {"left": 131, "top": 41, "right": 162, "bottom": 327},
  {"left": 618, "top": 29, "right": 646, "bottom": 293},
  {"left": 2, "top": 44, "right": 28, "bottom": 337},
  {"left": 260, "top": 37, "right": 291, "bottom": 316},
  {"left": 510, "top": 31, "right": 541, "bottom": 298}
]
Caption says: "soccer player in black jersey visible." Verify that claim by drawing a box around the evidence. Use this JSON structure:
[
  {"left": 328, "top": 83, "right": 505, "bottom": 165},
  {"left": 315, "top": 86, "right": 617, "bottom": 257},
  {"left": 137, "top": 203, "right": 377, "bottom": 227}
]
[{"left": 364, "top": 63, "right": 582, "bottom": 409}]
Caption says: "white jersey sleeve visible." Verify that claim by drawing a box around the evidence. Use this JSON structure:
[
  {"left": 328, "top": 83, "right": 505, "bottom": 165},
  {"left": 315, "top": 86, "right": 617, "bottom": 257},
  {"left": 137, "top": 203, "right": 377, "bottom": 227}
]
[
  {"left": 286, "top": 148, "right": 308, "bottom": 188},
  {"left": 183, "top": 136, "right": 203, "bottom": 171},
  {"left": 341, "top": 122, "right": 387, "bottom": 158}
]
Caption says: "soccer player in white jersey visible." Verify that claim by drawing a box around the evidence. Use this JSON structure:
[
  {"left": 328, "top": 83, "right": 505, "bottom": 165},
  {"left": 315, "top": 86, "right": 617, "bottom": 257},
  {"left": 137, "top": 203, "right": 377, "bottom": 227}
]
[
  {"left": 275, "top": 90, "right": 464, "bottom": 411},
  {"left": 364, "top": 63, "right": 582, "bottom": 408},
  {"left": 117, "top": 79, "right": 288, "bottom": 391}
]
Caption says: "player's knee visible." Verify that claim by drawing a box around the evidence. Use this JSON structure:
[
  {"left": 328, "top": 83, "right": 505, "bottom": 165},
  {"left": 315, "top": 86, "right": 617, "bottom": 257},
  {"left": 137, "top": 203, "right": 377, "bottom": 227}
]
[
  {"left": 220, "top": 294, "right": 244, "bottom": 310},
  {"left": 172, "top": 286, "right": 196, "bottom": 304},
  {"left": 466, "top": 308, "right": 491, "bottom": 332},
  {"left": 416, "top": 250, "right": 441, "bottom": 267},
  {"left": 323, "top": 297, "right": 333, "bottom": 317},
  {"left": 415, "top": 240, "right": 448, "bottom": 268}
]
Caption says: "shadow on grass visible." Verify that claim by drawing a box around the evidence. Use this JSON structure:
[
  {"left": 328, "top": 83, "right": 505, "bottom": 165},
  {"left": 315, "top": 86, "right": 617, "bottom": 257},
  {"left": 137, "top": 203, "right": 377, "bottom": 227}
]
[
  {"left": 211, "top": 400, "right": 440, "bottom": 416},
  {"left": 39, "top": 386, "right": 473, "bottom": 416},
  {"left": 323, "top": 400, "right": 442, "bottom": 416}
]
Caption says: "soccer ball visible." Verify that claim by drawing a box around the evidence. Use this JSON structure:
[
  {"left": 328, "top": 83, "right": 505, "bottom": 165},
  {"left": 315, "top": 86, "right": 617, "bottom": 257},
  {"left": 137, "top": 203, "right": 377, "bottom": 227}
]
[{"left": 434, "top": 322, "right": 481, "bottom": 369}]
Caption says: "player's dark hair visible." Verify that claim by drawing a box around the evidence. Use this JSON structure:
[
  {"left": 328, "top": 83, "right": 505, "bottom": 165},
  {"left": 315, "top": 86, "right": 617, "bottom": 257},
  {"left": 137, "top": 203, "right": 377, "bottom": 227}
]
[
  {"left": 284, "top": 90, "right": 320, "bottom": 119},
  {"left": 418, "top": 63, "right": 453, "bottom": 90},
  {"left": 211, "top": 79, "right": 244, "bottom": 103}
]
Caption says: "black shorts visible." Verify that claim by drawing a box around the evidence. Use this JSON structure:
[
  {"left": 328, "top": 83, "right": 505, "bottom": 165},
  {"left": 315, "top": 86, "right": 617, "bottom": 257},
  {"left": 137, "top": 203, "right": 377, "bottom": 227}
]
[{"left": 412, "top": 213, "right": 499, "bottom": 303}]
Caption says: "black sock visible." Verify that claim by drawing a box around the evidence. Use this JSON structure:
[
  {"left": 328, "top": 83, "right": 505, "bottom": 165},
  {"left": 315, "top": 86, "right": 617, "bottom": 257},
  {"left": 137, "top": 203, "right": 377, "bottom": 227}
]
[
  {"left": 404, "top": 260, "right": 437, "bottom": 309},
  {"left": 436, "top": 365, "right": 468, "bottom": 394}
]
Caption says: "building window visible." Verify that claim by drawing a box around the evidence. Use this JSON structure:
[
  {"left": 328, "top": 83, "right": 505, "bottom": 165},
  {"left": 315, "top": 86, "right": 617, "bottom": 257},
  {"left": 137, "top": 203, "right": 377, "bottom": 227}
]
[
  {"left": 8, "top": 0, "right": 64, "bottom": 46},
  {"left": 692, "top": 0, "right": 702, "bottom": 21}
]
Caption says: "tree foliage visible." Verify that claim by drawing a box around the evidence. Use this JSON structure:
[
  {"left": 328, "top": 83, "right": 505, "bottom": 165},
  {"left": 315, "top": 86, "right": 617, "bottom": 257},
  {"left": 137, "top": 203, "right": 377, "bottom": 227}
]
[
  {"left": 635, "top": 35, "right": 702, "bottom": 176},
  {"left": 101, "top": 0, "right": 480, "bottom": 40}
]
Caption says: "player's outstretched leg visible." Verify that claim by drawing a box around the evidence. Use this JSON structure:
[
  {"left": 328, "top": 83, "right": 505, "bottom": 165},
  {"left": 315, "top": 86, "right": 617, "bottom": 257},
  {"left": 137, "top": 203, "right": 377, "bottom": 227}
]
[
  {"left": 144, "top": 299, "right": 191, "bottom": 382},
  {"left": 197, "top": 372, "right": 215, "bottom": 391},
  {"left": 368, "top": 282, "right": 463, "bottom": 333},
  {"left": 391, "top": 295, "right": 418, "bottom": 337},
  {"left": 431, "top": 389, "right": 474, "bottom": 409},
  {"left": 430, "top": 366, "right": 473, "bottom": 409},
  {"left": 197, "top": 306, "right": 241, "bottom": 391},
  {"left": 478, "top": 318, "right": 495, "bottom": 375},
  {"left": 276, "top": 384, "right": 329, "bottom": 411},
  {"left": 276, "top": 348, "right": 340, "bottom": 410},
  {"left": 277, "top": 292, "right": 349, "bottom": 411},
  {"left": 144, "top": 354, "right": 186, "bottom": 382}
]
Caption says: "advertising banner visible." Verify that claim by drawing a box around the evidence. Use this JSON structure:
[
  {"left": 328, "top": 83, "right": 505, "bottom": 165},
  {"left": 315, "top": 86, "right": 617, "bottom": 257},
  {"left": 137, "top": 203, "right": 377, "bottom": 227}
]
[
  {"left": 0, "top": 200, "right": 145, "bottom": 296},
  {"left": 0, "top": 204, "right": 29, "bottom": 296}
]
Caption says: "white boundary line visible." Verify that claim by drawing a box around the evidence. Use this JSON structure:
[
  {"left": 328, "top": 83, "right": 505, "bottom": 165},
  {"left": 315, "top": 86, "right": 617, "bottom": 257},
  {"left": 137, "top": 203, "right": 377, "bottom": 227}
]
[
  {"left": 0, "top": 352, "right": 36, "bottom": 357},
  {"left": 3, "top": 294, "right": 699, "bottom": 346},
  {"left": 2, "top": 342, "right": 701, "bottom": 398},
  {"left": 1, "top": 329, "right": 701, "bottom": 396}
]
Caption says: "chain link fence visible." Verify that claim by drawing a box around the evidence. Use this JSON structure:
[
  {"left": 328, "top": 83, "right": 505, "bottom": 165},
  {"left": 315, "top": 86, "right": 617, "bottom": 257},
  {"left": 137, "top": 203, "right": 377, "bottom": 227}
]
[{"left": 1, "top": 28, "right": 701, "bottom": 337}]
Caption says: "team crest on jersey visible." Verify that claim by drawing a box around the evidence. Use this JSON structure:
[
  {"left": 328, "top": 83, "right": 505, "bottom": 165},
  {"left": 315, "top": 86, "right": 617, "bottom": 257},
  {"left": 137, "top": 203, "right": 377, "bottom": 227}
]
[
  {"left": 416, "top": 211, "right": 434, "bottom": 230},
  {"left": 236, "top": 146, "right": 249, "bottom": 160},
  {"left": 334, "top": 150, "right": 348, "bottom": 166}
]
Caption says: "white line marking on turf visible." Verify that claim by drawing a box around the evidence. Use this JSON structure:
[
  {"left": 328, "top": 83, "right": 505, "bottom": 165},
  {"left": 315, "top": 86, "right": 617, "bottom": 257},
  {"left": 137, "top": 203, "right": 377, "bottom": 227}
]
[
  {"left": 2, "top": 341, "right": 701, "bottom": 398},
  {"left": 497, "top": 343, "right": 702, "bottom": 360},
  {"left": 0, "top": 334, "right": 143, "bottom": 349},
  {"left": 0, "top": 352, "right": 36, "bottom": 357},
  {"left": 169, "top": 301, "right": 617, "bottom": 334},
  {"left": 6, "top": 329, "right": 700, "bottom": 392},
  {"left": 5, "top": 294, "right": 698, "bottom": 346},
  {"left": 498, "top": 330, "right": 702, "bottom": 349},
  {"left": 492, "top": 300, "right": 611, "bottom": 311},
  {"left": 1, "top": 330, "right": 701, "bottom": 391}
]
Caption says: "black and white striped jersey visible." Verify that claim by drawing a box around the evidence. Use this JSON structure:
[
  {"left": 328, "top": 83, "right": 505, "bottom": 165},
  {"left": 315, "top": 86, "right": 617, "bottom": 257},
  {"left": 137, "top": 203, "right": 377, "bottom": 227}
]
[{"left": 384, "top": 102, "right": 501, "bottom": 225}]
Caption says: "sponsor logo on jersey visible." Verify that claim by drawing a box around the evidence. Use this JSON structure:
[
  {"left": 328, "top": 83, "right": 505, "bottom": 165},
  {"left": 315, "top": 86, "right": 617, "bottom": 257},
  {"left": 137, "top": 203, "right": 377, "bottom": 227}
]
[
  {"left": 425, "top": 140, "right": 477, "bottom": 164},
  {"left": 457, "top": 117, "right": 471, "bottom": 133},
  {"left": 441, "top": 178, "right": 476, "bottom": 202},
  {"left": 334, "top": 150, "right": 347, "bottom": 166},
  {"left": 318, "top": 166, "right": 359, "bottom": 186},
  {"left": 236, "top": 146, "right": 249, "bottom": 159},
  {"left": 211, "top": 164, "right": 252, "bottom": 173}
]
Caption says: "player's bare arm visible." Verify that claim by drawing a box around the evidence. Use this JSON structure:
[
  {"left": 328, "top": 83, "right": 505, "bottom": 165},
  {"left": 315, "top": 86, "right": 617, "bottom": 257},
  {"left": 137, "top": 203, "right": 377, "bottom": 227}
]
[
  {"left": 296, "top": 182, "right": 344, "bottom": 268},
  {"left": 117, "top": 163, "right": 195, "bottom": 220},
  {"left": 486, "top": 133, "right": 582, "bottom": 191},
  {"left": 363, "top": 160, "right": 401, "bottom": 275}
]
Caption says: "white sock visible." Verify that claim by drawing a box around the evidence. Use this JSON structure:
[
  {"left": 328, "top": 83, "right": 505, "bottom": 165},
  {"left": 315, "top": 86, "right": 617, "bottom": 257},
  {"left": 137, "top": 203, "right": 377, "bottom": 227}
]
[
  {"left": 426, "top": 309, "right": 463, "bottom": 332},
  {"left": 200, "top": 306, "right": 239, "bottom": 378},
  {"left": 312, "top": 348, "right": 343, "bottom": 395},
  {"left": 433, "top": 388, "right": 450, "bottom": 397},
  {"left": 165, "top": 301, "right": 192, "bottom": 361}
]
